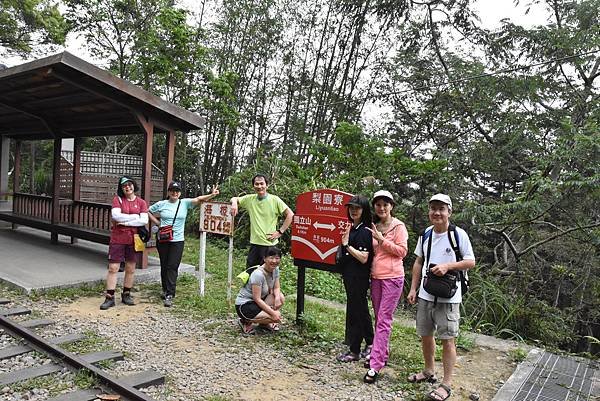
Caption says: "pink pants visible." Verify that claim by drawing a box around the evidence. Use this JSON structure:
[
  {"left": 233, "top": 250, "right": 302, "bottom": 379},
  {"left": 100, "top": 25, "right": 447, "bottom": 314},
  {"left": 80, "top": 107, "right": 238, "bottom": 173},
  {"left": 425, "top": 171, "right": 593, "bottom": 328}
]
[{"left": 369, "top": 277, "right": 404, "bottom": 371}]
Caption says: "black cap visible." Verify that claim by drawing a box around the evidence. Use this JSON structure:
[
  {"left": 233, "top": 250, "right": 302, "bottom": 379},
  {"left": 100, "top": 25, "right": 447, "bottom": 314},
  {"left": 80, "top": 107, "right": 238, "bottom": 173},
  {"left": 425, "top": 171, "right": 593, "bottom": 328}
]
[
  {"left": 168, "top": 181, "right": 181, "bottom": 191},
  {"left": 344, "top": 195, "right": 362, "bottom": 207}
]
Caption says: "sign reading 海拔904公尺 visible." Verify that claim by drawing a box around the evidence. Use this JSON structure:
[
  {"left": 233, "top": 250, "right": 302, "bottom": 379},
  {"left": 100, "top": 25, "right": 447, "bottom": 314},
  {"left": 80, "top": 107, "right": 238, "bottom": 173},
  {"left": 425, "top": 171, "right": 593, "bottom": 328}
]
[
  {"left": 291, "top": 189, "right": 353, "bottom": 268},
  {"left": 199, "top": 201, "right": 234, "bottom": 236}
]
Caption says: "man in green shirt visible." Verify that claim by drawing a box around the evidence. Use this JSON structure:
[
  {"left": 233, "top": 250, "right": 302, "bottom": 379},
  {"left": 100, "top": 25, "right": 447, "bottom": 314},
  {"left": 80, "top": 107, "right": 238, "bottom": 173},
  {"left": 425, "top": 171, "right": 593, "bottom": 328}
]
[{"left": 231, "top": 174, "right": 294, "bottom": 267}]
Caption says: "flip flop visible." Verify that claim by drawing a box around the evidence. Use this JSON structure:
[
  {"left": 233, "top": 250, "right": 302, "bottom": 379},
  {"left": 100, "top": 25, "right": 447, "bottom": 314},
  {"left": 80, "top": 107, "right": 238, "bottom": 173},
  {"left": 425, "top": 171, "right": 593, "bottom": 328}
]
[
  {"left": 427, "top": 383, "right": 452, "bottom": 401},
  {"left": 408, "top": 371, "right": 437, "bottom": 384},
  {"left": 238, "top": 319, "right": 256, "bottom": 335}
]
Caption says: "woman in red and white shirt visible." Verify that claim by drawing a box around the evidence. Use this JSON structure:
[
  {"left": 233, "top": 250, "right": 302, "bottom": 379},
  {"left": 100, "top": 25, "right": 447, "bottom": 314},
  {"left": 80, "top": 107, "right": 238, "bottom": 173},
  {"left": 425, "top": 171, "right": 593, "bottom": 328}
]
[{"left": 100, "top": 176, "right": 148, "bottom": 310}]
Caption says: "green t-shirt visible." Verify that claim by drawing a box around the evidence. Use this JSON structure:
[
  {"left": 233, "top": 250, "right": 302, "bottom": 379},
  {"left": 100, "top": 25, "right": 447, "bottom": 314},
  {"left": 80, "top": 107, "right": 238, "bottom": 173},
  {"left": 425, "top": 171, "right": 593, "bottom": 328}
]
[{"left": 238, "top": 194, "right": 288, "bottom": 246}]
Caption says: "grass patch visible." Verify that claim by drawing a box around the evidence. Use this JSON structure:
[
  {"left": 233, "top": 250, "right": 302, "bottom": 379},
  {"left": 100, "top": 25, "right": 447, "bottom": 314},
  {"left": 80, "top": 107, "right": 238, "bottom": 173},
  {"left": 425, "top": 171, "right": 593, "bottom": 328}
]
[
  {"left": 30, "top": 283, "right": 105, "bottom": 301},
  {"left": 509, "top": 347, "right": 528, "bottom": 363},
  {"left": 62, "top": 330, "right": 112, "bottom": 355},
  {"left": 9, "top": 373, "right": 72, "bottom": 396},
  {"left": 73, "top": 368, "right": 98, "bottom": 388}
]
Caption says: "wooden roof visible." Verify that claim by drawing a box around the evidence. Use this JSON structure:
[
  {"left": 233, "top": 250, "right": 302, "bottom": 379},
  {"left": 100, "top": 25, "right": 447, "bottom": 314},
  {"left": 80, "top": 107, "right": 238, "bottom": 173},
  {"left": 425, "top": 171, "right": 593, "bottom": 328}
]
[{"left": 0, "top": 52, "right": 204, "bottom": 139}]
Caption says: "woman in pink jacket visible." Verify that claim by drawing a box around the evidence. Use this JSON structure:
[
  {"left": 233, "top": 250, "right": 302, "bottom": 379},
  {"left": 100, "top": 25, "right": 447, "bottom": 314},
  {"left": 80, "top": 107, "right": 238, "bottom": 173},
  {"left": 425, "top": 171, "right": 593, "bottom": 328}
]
[{"left": 363, "top": 190, "right": 409, "bottom": 383}]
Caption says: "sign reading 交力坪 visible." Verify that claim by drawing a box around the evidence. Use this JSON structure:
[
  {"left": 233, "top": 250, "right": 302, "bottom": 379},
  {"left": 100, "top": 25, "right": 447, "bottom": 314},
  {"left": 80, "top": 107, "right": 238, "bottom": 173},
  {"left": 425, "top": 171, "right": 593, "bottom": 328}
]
[{"left": 291, "top": 189, "right": 353, "bottom": 269}]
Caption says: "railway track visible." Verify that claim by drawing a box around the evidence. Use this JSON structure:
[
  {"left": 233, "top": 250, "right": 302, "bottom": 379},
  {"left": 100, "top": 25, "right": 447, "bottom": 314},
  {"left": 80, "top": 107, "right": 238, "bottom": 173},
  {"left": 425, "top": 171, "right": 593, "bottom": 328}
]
[{"left": 0, "top": 298, "right": 164, "bottom": 401}]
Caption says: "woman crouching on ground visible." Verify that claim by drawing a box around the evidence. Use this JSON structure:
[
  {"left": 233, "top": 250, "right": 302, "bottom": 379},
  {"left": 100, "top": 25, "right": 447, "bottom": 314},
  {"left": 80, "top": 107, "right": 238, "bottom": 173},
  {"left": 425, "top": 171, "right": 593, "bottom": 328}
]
[
  {"left": 235, "top": 246, "right": 285, "bottom": 334},
  {"left": 363, "top": 190, "right": 408, "bottom": 383},
  {"left": 100, "top": 176, "right": 149, "bottom": 310}
]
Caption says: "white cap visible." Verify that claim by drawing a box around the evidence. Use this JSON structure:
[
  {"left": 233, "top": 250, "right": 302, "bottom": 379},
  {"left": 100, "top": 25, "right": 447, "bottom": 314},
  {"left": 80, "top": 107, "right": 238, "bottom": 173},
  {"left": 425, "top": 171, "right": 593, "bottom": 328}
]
[
  {"left": 429, "top": 193, "right": 452, "bottom": 210},
  {"left": 372, "top": 190, "right": 395, "bottom": 205}
]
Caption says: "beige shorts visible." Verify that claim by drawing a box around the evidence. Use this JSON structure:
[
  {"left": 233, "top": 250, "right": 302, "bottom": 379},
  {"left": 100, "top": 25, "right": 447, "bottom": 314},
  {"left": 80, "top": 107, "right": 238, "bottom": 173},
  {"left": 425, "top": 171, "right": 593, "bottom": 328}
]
[{"left": 416, "top": 298, "right": 460, "bottom": 339}]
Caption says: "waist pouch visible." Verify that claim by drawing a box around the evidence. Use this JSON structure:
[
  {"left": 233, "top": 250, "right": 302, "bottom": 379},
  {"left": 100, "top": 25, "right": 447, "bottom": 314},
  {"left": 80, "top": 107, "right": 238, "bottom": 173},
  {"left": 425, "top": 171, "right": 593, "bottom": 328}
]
[{"left": 423, "top": 271, "right": 458, "bottom": 299}]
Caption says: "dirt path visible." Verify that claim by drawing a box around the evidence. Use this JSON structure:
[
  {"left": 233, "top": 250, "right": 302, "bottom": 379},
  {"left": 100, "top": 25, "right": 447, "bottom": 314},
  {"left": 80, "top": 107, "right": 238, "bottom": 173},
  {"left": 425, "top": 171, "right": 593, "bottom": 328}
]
[{"left": 51, "top": 295, "right": 519, "bottom": 401}]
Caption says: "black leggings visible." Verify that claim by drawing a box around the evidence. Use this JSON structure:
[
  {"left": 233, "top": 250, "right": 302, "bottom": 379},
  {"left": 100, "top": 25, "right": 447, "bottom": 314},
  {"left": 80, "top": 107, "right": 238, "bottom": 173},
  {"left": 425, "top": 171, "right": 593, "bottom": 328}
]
[
  {"left": 343, "top": 272, "right": 374, "bottom": 354},
  {"left": 157, "top": 240, "right": 185, "bottom": 297}
]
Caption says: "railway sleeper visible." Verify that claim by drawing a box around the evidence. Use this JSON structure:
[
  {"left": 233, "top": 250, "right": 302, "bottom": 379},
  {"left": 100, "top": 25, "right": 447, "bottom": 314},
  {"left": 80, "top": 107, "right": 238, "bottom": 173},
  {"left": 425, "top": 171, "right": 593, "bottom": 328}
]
[
  {"left": 0, "top": 333, "right": 86, "bottom": 359},
  {"left": 0, "top": 349, "right": 124, "bottom": 385},
  {"left": 45, "top": 370, "right": 166, "bottom": 401},
  {"left": 0, "top": 306, "right": 31, "bottom": 317}
]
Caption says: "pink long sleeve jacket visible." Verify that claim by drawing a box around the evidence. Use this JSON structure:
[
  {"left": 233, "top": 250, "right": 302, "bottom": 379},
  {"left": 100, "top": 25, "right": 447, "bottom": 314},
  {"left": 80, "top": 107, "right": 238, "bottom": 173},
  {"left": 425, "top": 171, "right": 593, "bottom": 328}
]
[{"left": 371, "top": 217, "right": 408, "bottom": 279}]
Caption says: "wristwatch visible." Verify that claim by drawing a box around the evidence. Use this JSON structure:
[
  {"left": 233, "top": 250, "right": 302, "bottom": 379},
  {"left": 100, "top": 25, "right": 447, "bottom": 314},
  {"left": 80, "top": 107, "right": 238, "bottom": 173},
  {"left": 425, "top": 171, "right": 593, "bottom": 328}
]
[{"left": 278, "top": 228, "right": 284, "bottom": 234}]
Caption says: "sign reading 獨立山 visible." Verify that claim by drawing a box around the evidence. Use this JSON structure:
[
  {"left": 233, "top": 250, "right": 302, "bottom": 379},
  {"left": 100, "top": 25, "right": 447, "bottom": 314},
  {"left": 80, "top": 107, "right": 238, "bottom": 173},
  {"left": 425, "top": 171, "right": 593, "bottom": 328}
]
[{"left": 291, "top": 189, "right": 353, "bottom": 268}]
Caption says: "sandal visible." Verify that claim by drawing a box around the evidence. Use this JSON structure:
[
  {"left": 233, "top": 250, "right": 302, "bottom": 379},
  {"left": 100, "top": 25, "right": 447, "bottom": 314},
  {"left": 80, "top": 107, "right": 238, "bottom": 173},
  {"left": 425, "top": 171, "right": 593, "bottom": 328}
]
[
  {"left": 238, "top": 318, "right": 256, "bottom": 335},
  {"left": 360, "top": 344, "right": 372, "bottom": 359},
  {"left": 427, "top": 383, "right": 452, "bottom": 401},
  {"left": 408, "top": 370, "right": 437, "bottom": 384},
  {"left": 336, "top": 351, "right": 359, "bottom": 362},
  {"left": 363, "top": 368, "right": 378, "bottom": 384}
]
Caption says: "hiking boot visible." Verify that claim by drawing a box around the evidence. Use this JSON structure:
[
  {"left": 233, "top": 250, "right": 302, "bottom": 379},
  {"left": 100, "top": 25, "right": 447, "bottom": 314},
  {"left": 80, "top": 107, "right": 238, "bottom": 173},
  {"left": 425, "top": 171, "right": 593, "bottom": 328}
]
[
  {"left": 121, "top": 292, "right": 135, "bottom": 306},
  {"left": 164, "top": 295, "right": 173, "bottom": 307},
  {"left": 100, "top": 296, "right": 115, "bottom": 310}
]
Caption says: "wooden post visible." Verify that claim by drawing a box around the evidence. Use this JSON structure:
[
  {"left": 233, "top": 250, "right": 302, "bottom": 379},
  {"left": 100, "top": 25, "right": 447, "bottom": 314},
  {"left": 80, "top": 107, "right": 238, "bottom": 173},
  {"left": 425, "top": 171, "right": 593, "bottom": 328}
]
[
  {"left": 164, "top": 130, "right": 175, "bottom": 198},
  {"left": 0, "top": 136, "right": 9, "bottom": 201},
  {"left": 13, "top": 140, "right": 21, "bottom": 194},
  {"left": 51, "top": 136, "right": 62, "bottom": 243},
  {"left": 70, "top": 137, "right": 82, "bottom": 244},
  {"left": 136, "top": 114, "right": 154, "bottom": 269},
  {"left": 12, "top": 140, "right": 21, "bottom": 229}
]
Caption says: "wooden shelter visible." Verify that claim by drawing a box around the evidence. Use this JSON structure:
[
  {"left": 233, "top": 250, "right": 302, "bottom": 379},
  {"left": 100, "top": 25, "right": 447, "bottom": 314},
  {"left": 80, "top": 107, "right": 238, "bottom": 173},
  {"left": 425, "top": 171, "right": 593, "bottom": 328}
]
[{"left": 0, "top": 52, "right": 204, "bottom": 264}]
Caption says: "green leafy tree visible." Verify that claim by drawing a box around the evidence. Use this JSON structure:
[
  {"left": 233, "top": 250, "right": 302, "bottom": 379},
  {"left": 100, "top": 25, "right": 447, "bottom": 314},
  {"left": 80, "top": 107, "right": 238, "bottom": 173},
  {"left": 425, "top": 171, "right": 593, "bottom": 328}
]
[{"left": 0, "top": 0, "right": 67, "bottom": 55}]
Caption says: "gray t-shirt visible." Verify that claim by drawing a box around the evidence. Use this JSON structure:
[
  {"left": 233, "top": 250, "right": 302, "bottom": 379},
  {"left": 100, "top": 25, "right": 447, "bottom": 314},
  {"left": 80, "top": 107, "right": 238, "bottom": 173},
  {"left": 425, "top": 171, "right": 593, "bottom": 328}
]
[{"left": 235, "top": 266, "right": 280, "bottom": 306}]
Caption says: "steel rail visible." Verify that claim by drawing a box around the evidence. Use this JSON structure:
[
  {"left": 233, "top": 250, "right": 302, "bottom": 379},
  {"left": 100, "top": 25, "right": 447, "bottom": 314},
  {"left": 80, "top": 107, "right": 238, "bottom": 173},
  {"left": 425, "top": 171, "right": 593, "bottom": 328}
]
[{"left": 0, "top": 314, "right": 156, "bottom": 401}]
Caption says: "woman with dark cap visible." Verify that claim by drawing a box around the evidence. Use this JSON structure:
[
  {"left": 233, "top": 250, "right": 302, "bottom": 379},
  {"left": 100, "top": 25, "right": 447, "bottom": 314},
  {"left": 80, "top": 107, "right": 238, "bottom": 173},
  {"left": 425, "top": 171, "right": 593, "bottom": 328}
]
[
  {"left": 363, "top": 189, "right": 408, "bottom": 383},
  {"left": 336, "top": 195, "right": 375, "bottom": 362},
  {"left": 148, "top": 181, "right": 219, "bottom": 307},
  {"left": 100, "top": 176, "right": 149, "bottom": 310}
]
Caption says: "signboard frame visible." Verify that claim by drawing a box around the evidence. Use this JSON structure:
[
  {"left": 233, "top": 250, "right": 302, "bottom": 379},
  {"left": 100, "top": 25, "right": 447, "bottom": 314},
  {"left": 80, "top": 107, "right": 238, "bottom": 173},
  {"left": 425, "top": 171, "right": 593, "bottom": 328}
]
[
  {"left": 290, "top": 189, "right": 353, "bottom": 322},
  {"left": 198, "top": 201, "right": 235, "bottom": 300}
]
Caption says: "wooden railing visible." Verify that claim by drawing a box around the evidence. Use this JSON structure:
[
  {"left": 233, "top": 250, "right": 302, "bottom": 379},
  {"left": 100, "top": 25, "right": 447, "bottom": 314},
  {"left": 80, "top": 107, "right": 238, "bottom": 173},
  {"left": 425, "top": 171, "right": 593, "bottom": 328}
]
[
  {"left": 13, "top": 193, "right": 52, "bottom": 221},
  {"left": 13, "top": 193, "right": 111, "bottom": 231},
  {"left": 60, "top": 200, "right": 112, "bottom": 231}
]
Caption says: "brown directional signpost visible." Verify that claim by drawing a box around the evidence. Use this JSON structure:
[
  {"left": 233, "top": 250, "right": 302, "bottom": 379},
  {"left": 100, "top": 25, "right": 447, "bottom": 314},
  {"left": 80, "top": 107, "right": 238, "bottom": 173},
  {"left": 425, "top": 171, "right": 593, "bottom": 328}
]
[{"left": 291, "top": 189, "right": 353, "bottom": 322}]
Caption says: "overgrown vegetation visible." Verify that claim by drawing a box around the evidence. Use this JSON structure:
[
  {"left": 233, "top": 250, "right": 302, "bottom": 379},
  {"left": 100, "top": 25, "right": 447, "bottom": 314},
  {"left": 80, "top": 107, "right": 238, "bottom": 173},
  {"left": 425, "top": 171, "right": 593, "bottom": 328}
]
[{"left": 4, "top": 0, "right": 599, "bottom": 355}]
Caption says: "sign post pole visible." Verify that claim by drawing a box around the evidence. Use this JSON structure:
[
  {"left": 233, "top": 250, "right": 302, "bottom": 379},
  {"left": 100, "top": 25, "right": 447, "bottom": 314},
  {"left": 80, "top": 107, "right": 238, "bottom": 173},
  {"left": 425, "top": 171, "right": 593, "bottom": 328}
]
[
  {"left": 199, "top": 231, "right": 207, "bottom": 296},
  {"left": 227, "top": 236, "right": 234, "bottom": 303},
  {"left": 296, "top": 266, "right": 306, "bottom": 324}
]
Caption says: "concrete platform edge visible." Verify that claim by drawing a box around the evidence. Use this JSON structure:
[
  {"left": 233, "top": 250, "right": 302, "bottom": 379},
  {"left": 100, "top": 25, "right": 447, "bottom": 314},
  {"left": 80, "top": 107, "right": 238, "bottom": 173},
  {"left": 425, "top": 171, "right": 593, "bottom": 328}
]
[{"left": 491, "top": 348, "right": 544, "bottom": 401}]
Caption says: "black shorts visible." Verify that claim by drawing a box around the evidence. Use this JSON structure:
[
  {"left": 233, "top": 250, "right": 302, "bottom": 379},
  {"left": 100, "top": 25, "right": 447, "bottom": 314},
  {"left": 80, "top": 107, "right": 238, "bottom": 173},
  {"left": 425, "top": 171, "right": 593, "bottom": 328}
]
[
  {"left": 246, "top": 244, "right": 269, "bottom": 268},
  {"left": 236, "top": 302, "right": 262, "bottom": 321}
]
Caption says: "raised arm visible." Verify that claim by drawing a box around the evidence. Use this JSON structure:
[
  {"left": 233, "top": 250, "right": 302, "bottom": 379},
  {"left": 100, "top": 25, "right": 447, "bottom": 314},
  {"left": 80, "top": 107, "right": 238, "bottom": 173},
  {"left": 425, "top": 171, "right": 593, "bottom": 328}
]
[{"left": 191, "top": 185, "right": 220, "bottom": 206}]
